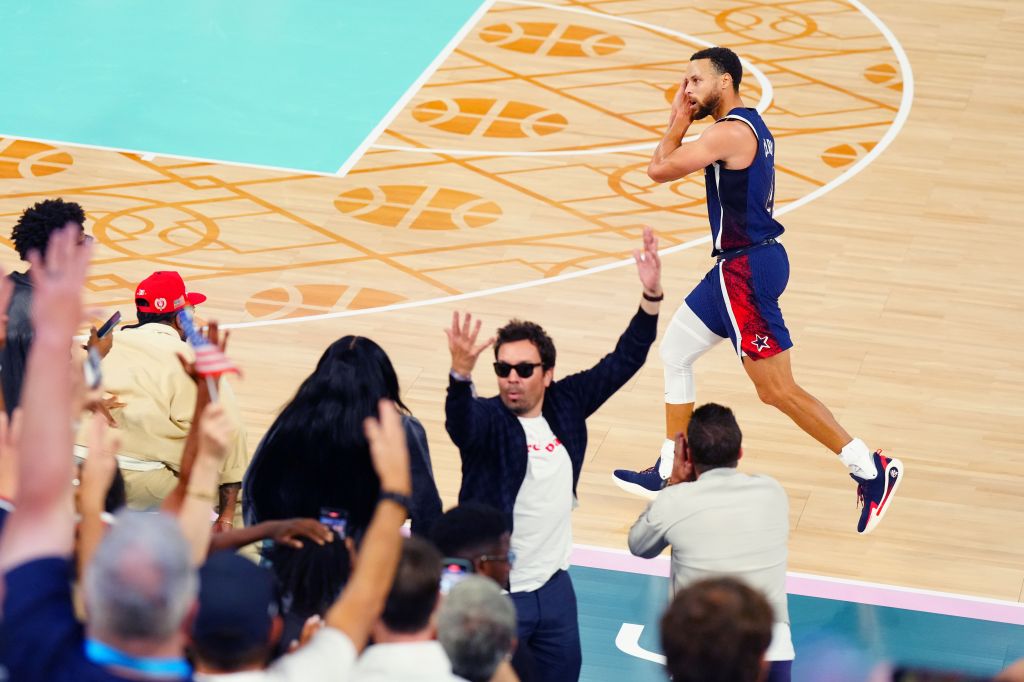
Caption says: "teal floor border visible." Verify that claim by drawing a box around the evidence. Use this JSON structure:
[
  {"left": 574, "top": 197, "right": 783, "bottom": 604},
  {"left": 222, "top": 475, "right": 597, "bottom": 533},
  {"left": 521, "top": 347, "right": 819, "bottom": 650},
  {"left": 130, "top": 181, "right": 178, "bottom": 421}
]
[{"left": 1, "top": 1, "right": 485, "bottom": 173}]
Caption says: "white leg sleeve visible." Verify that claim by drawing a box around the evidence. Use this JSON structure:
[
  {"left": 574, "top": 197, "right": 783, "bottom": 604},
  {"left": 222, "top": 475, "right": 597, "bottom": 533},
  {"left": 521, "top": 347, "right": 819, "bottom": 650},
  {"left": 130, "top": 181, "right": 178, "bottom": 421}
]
[{"left": 660, "top": 302, "right": 724, "bottom": 404}]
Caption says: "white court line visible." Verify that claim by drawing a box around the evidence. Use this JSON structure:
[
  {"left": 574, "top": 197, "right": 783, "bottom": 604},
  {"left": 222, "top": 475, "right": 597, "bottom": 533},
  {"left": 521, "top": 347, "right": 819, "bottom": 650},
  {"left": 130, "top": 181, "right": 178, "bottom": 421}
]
[
  {"left": 0, "top": 131, "right": 342, "bottom": 178},
  {"left": 334, "top": 0, "right": 499, "bottom": 177},
  {"left": 222, "top": 234, "right": 711, "bottom": 330},
  {"left": 368, "top": 0, "right": 774, "bottom": 157}
]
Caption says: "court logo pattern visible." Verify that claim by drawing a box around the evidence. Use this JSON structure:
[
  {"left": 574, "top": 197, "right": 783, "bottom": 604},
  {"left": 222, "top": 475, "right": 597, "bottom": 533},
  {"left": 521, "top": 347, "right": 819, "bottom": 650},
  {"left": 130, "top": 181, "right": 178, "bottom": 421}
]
[{"left": 0, "top": 138, "right": 74, "bottom": 179}]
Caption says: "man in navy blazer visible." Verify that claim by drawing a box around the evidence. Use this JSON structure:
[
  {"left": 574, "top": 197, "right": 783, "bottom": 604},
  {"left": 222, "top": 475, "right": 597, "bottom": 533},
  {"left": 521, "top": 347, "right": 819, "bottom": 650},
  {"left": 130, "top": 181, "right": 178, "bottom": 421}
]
[{"left": 444, "top": 227, "right": 664, "bottom": 682}]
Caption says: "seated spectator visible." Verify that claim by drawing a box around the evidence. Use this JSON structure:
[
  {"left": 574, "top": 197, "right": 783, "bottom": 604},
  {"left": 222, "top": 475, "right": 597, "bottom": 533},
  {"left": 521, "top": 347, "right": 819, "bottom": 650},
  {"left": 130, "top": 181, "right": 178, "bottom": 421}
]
[
  {"left": 353, "top": 535, "right": 464, "bottom": 681},
  {"left": 660, "top": 577, "right": 774, "bottom": 682},
  {"left": 430, "top": 503, "right": 513, "bottom": 590},
  {"left": 628, "top": 403, "right": 793, "bottom": 680},
  {"left": 438, "top": 576, "right": 517, "bottom": 682},
  {"left": 244, "top": 335, "right": 441, "bottom": 535},
  {"left": 76, "top": 271, "right": 248, "bottom": 530},
  {"left": 2, "top": 198, "right": 90, "bottom": 413}
]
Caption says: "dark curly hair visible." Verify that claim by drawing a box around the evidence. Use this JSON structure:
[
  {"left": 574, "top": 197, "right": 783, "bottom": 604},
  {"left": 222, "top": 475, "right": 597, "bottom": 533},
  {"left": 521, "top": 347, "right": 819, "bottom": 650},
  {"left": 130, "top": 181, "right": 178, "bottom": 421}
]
[
  {"left": 493, "top": 319, "right": 556, "bottom": 369},
  {"left": 690, "top": 47, "right": 743, "bottom": 92},
  {"left": 10, "top": 198, "right": 86, "bottom": 261}
]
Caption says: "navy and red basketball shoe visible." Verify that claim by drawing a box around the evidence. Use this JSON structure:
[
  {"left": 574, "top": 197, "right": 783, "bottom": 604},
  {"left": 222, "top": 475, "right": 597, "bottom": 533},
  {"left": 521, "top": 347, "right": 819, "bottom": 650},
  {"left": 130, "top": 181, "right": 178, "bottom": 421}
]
[
  {"left": 851, "top": 451, "right": 904, "bottom": 534},
  {"left": 612, "top": 459, "right": 665, "bottom": 499}
]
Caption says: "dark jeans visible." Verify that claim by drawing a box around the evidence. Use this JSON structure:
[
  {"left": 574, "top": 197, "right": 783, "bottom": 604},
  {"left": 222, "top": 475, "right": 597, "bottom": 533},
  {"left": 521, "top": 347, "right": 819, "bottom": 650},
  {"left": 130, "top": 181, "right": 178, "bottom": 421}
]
[
  {"left": 510, "top": 570, "right": 582, "bottom": 682},
  {"left": 767, "top": 660, "right": 793, "bottom": 682}
]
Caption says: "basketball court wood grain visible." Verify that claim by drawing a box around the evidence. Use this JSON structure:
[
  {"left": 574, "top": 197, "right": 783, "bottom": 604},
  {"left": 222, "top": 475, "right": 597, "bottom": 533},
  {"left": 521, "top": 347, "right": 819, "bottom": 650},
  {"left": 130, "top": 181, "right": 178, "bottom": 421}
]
[{"left": 1, "top": 0, "right": 1022, "bottom": 603}]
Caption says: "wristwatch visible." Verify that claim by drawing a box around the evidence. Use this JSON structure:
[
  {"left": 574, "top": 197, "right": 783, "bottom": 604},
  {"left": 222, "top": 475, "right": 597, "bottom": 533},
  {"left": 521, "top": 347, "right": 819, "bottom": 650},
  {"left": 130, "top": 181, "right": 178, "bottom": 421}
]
[{"left": 379, "top": 490, "right": 413, "bottom": 510}]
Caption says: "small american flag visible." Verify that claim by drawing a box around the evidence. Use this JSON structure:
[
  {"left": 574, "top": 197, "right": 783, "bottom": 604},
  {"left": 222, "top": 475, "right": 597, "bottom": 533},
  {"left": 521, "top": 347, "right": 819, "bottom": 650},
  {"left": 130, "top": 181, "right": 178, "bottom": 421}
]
[{"left": 176, "top": 308, "right": 241, "bottom": 379}]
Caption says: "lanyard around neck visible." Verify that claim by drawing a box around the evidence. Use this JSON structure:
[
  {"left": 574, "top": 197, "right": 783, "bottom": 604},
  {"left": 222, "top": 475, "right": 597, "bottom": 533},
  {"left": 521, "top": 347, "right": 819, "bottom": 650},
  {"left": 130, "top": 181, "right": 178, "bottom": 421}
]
[{"left": 85, "top": 639, "right": 192, "bottom": 678}]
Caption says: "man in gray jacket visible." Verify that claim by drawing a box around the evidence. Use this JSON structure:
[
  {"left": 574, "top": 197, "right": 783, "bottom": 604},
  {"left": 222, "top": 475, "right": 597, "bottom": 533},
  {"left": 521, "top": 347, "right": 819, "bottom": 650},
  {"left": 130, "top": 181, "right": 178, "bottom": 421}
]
[{"left": 628, "top": 403, "right": 793, "bottom": 681}]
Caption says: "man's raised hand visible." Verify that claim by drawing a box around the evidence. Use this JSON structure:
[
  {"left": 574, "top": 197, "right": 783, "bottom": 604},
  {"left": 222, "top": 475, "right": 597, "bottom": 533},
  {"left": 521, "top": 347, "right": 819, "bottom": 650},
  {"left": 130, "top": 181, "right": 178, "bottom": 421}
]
[
  {"left": 633, "top": 226, "right": 663, "bottom": 296},
  {"left": 445, "top": 311, "right": 495, "bottom": 378}
]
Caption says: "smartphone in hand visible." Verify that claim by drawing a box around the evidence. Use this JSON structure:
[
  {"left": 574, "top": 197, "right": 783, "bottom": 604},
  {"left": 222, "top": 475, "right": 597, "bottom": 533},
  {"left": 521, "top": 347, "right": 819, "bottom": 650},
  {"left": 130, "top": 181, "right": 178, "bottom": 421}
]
[
  {"left": 319, "top": 507, "right": 348, "bottom": 540},
  {"left": 440, "top": 558, "right": 474, "bottom": 594},
  {"left": 96, "top": 311, "right": 121, "bottom": 339}
]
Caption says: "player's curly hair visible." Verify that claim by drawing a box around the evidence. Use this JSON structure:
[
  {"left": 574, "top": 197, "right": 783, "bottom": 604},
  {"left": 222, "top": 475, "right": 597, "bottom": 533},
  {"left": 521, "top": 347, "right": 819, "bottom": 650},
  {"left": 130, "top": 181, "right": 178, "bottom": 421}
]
[
  {"left": 10, "top": 198, "right": 86, "bottom": 261},
  {"left": 690, "top": 47, "right": 743, "bottom": 92}
]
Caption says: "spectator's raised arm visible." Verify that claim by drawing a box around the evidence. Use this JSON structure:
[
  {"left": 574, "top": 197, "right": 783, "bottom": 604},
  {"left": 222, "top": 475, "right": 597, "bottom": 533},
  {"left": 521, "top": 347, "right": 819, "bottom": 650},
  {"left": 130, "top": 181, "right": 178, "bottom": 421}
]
[
  {"left": 178, "top": 402, "right": 234, "bottom": 566},
  {"left": 76, "top": 412, "right": 121, "bottom": 577},
  {"left": 161, "top": 320, "right": 225, "bottom": 515}
]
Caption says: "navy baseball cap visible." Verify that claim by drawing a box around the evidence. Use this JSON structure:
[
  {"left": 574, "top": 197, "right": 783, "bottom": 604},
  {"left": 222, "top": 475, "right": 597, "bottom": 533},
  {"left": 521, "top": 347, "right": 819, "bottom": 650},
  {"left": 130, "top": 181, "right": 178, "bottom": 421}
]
[{"left": 193, "top": 552, "right": 280, "bottom": 652}]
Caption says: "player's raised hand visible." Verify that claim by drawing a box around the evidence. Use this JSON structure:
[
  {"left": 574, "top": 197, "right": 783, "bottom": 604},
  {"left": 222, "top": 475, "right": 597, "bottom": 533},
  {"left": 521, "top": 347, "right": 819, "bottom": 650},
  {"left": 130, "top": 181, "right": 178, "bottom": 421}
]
[
  {"left": 670, "top": 77, "right": 695, "bottom": 127},
  {"left": 633, "top": 226, "right": 662, "bottom": 296},
  {"left": 445, "top": 311, "right": 495, "bottom": 378}
]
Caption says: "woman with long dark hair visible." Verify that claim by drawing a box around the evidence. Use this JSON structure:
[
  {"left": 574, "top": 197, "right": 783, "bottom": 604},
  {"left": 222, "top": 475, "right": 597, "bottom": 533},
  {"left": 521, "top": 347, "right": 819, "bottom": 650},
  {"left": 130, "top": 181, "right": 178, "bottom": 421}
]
[{"left": 243, "top": 335, "right": 441, "bottom": 535}]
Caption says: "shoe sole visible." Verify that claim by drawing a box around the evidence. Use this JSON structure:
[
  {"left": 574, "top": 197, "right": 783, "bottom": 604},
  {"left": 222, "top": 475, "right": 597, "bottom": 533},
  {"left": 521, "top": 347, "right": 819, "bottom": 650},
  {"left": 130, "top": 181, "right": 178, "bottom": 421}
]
[
  {"left": 611, "top": 474, "right": 660, "bottom": 500},
  {"left": 860, "top": 457, "right": 904, "bottom": 535}
]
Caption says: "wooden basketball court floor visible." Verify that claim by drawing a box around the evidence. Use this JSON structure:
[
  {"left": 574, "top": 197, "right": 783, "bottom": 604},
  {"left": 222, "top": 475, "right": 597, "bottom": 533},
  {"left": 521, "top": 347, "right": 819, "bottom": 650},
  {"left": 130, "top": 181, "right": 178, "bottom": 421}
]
[{"left": 1, "top": 0, "right": 1022, "bottom": 636}]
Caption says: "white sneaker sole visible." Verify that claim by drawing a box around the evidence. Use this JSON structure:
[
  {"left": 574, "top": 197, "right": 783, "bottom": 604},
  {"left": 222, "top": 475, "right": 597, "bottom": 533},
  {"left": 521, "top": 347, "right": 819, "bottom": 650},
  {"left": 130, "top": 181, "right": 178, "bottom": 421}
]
[
  {"left": 861, "top": 457, "right": 904, "bottom": 535},
  {"left": 612, "top": 473, "right": 660, "bottom": 500}
]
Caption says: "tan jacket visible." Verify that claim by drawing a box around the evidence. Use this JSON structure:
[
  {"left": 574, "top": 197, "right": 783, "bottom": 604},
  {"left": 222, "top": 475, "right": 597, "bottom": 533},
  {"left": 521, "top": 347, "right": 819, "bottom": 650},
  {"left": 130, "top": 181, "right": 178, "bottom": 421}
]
[{"left": 75, "top": 323, "right": 249, "bottom": 484}]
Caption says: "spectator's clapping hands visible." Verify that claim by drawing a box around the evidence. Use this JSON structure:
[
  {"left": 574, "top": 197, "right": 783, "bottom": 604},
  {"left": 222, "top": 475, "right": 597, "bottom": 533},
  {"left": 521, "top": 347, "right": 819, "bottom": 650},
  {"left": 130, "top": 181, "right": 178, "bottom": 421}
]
[{"left": 667, "top": 432, "right": 696, "bottom": 486}]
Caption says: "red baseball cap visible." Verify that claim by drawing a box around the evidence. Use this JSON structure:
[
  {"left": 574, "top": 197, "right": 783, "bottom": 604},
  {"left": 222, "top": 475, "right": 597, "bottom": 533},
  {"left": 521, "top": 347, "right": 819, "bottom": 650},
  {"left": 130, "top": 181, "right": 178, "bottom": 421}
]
[{"left": 134, "top": 271, "right": 207, "bottom": 314}]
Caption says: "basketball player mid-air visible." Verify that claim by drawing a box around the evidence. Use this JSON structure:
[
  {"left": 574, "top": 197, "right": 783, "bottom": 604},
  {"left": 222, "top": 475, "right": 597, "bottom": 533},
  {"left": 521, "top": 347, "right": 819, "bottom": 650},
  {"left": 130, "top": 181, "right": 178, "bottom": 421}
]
[{"left": 612, "top": 47, "right": 902, "bottom": 534}]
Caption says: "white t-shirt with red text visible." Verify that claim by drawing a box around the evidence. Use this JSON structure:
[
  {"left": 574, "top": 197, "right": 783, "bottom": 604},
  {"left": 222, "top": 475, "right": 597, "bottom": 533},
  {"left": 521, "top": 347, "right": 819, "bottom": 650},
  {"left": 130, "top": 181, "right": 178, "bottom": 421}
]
[{"left": 510, "top": 416, "right": 574, "bottom": 593}]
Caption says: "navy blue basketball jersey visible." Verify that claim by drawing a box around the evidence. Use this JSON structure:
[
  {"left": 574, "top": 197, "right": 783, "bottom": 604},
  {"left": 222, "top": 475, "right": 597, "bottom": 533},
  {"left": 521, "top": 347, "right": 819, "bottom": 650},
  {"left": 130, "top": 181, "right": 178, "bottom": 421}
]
[{"left": 703, "top": 107, "right": 784, "bottom": 255}]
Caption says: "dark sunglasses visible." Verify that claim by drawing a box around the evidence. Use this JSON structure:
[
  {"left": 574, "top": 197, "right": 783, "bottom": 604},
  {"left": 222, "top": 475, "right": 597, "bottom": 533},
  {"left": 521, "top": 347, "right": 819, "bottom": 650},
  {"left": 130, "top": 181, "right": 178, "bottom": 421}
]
[
  {"left": 493, "top": 361, "right": 544, "bottom": 378},
  {"left": 478, "top": 550, "right": 517, "bottom": 567}
]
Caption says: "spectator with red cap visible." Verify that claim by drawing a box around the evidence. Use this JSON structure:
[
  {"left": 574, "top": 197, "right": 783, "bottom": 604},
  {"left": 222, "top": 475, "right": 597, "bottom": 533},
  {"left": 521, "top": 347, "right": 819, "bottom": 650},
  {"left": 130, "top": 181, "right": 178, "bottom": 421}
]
[{"left": 76, "top": 271, "right": 249, "bottom": 528}]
